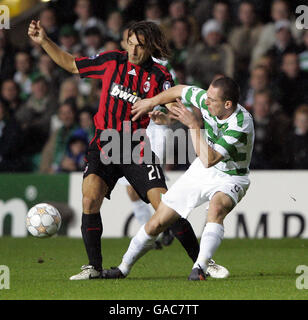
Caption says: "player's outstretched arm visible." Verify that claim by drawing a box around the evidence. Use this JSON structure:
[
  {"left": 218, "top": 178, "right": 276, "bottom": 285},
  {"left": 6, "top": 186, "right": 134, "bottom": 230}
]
[
  {"left": 28, "top": 20, "right": 79, "bottom": 74},
  {"left": 170, "top": 99, "right": 223, "bottom": 168},
  {"left": 131, "top": 85, "right": 186, "bottom": 121}
]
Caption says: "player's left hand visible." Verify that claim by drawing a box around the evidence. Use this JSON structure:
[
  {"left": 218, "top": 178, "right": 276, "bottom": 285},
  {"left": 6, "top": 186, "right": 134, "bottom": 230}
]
[
  {"left": 131, "top": 98, "right": 153, "bottom": 121},
  {"left": 148, "top": 110, "right": 169, "bottom": 125},
  {"left": 169, "top": 99, "right": 200, "bottom": 129}
]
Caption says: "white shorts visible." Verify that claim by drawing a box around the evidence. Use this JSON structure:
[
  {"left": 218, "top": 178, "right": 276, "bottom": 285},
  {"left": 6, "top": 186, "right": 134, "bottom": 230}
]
[{"left": 161, "top": 157, "right": 250, "bottom": 218}]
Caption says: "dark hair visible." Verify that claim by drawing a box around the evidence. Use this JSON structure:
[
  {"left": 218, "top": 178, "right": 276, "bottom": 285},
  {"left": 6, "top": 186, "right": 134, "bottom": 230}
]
[
  {"left": 211, "top": 76, "right": 240, "bottom": 107},
  {"left": 127, "top": 21, "right": 171, "bottom": 59},
  {"left": 171, "top": 17, "right": 191, "bottom": 33},
  {"left": 254, "top": 88, "right": 273, "bottom": 103}
]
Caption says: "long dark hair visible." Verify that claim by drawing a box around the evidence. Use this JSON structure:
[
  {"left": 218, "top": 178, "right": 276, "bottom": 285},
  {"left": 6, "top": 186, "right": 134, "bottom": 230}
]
[{"left": 127, "top": 21, "right": 171, "bottom": 60}]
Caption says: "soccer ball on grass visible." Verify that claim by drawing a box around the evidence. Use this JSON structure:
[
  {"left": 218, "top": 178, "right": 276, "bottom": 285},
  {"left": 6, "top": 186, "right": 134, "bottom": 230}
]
[{"left": 26, "top": 203, "right": 62, "bottom": 238}]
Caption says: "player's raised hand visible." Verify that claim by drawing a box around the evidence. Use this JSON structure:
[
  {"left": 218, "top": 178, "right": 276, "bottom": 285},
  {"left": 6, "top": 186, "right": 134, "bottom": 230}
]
[
  {"left": 28, "top": 20, "right": 47, "bottom": 45},
  {"left": 169, "top": 98, "right": 200, "bottom": 129},
  {"left": 148, "top": 110, "right": 168, "bottom": 125},
  {"left": 131, "top": 98, "right": 154, "bottom": 121}
]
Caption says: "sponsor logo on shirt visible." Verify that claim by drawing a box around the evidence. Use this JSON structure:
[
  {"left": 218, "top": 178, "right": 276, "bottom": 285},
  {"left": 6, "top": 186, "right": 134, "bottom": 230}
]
[{"left": 110, "top": 83, "right": 141, "bottom": 104}]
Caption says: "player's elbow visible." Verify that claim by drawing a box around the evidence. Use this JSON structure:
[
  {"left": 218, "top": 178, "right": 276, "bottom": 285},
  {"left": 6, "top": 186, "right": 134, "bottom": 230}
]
[{"left": 69, "top": 61, "right": 79, "bottom": 74}]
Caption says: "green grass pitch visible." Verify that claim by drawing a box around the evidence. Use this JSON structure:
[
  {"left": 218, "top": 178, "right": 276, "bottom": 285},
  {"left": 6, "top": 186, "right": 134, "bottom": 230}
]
[{"left": 0, "top": 237, "right": 307, "bottom": 300}]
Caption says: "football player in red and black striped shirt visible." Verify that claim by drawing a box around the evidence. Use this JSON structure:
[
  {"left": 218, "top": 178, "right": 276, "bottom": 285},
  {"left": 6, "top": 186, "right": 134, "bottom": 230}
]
[{"left": 28, "top": 20, "right": 200, "bottom": 280}]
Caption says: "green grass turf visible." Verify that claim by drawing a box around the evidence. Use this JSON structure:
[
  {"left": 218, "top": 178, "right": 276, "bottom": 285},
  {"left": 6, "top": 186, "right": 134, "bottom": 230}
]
[{"left": 0, "top": 237, "right": 307, "bottom": 300}]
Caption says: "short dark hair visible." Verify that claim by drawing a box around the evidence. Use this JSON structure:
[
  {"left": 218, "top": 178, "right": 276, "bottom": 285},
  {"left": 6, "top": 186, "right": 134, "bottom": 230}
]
[
  {"left": 211, "top": 76, "right": 240, "bottom": 107},
  {"left": 127, "top": 21, "right": 171, "bottom": 59}
]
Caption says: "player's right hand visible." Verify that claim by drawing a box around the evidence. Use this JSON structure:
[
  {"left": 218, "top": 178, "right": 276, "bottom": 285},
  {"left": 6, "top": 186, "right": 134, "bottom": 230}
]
[
  {"left": 148, "top": 110, "right": 168, "bottom": 125},
  {"left": 28, "top": 20, "right": 47, "bottom": 45},
  {"left": 131, "top": 99, "right": 154, "bottom": 121}
]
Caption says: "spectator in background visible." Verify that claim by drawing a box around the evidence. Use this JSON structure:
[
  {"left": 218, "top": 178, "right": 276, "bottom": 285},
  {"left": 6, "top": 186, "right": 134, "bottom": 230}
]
[
  {"left": 59, "top": 128, "right": 88, "bottom": 172},
  {"left": 15, "top": 76, "right": 57, "bottom": 169},
  {"left": 0, "top": 79, "right": 21, "bottom": 114},
  {"left": 250, "top": 89, "right": 291, "bottom": 169},
  {"left": 13, "top": 51, "right": 34, "bottom": 101},
  {"left": 59, "top": 25, "right": 82, "bottom": 55},
  {"left": 37, "top": 53, "right": 62, "bottom": 96},
  {"left": 173, "top": 63, "right": 187, "bottom": 85},
  {"left": 250, "top": 53, "right": 276, "bottom": 77},
  {"left": 0, "top": 99, "right": 23, "bottom": 172},
  {"left": 105, "top": 11, "right": 124, "bottom": 42},
  {"left": 168, "top": 18, "right": 190, "bottom": 66},
  {"left": 144, "top": 0, "right": 163, "bottom": 25},
  {"left": 266, "top": 20, "right": 300, "bottom": 72},
  {"left": 274, "top": 52, "right": 308, "bottom": 115},
  {"left": 251, "top": 0, "right": 302, "bottom": 67},
  {"left": 74, "top": 0, "right": 106, "bottom": 44},
  {"left": 58, "top": 77, "right": 86, "bottom": 110},
  {"left": 40, "top": 100, "right": 80, "bottom": 173},
  {"left": 39, "top": 7, "right": 59, "bottom": 44},
  {"left": 241, "top": 65, "right": 271, "bottom": 111},
  {"left": 228, "top": 1, "right": 263, "bottom": 87},
  {"left": 285, "top": 104, "right": 308, "bottom": 169},
  {"left": 0, "top": 29, "right": 15, "bottom": 82},
  {"left": 83, "top": 27, "right": 104, "bottom": 57},
  {"left": 185, "top": 19, "right": 234, "bottom": 88},
  {"left": 212, "top": 0, "right": 232, "bottom": 39},
  {"left": 103, "top": 38, "right": 120, "bottom": 52},
  {"left": 160, "top": 0, "right": 199, "bottom": 44},
  {"left": 78, "top": 107, "right": 95, "bottom": 142},
  {"left": 299, "top": 30, "right": 308, "bottom": 72}
]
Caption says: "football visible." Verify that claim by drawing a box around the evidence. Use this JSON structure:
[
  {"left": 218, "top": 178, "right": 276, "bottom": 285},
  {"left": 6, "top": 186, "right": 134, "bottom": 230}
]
[{"left": 26, "top": 203, "right": 62, "bottom": 238}]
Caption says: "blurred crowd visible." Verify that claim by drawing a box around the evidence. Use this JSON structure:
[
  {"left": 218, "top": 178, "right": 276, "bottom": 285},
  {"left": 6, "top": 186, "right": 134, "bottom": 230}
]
[{"left": 0, "top": 0, "right": 308, "bottom": 173}]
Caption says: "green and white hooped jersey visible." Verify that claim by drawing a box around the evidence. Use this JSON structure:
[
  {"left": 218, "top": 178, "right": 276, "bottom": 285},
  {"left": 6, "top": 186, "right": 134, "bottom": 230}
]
[{"left": 181, "top": 86, "right": 255, "bottom": 176}]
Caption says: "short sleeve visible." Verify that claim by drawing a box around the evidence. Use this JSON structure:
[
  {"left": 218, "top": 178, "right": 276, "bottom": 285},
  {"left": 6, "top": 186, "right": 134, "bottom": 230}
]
[
  {"left": 181, "top": 86, "right": 207, "bottom": 110},
  {"left": 75, "top": 51, "right": 118, "bottom": 79}
]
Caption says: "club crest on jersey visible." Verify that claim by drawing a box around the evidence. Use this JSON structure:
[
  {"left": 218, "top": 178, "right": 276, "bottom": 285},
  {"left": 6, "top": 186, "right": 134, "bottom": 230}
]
[
  {"left": 143, "top": 81, "right": 150, "bottom": 93},
  {"left": 110, "top": 83, "right": 140, "bottom": 104}
]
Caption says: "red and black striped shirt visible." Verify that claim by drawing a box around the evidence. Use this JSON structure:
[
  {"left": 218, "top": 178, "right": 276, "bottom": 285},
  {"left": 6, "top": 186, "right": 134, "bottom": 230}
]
[{"left": 75, "top": 50, "right": 174, "bottom": 132}]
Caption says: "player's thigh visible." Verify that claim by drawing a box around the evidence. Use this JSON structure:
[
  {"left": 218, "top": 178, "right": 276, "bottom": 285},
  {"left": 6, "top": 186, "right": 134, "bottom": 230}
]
[
  {"left": 147, "top": 187, "right": 167, "bottom": 210},
  {"left": 82, "top": 174, "right": 109, "bottom": 213},
  {"left": 122, "top": 163, "right": 167, "bottom": 204},
  {"left": 207, "top": 191, "right": 234, "bottom": 224},
  {"left": 126, "top": 185, "right": 140, "bottom": 201},
  {"left": 145, "top": 201, "right": 181, "bottom": 236}
]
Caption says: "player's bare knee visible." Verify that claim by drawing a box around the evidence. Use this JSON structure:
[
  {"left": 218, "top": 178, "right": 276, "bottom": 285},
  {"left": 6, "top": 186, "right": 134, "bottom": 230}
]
[
  {"left": 82, "top": 195, "right": 102, "bottom": 213},
  {"left": 145, "top": 218, "right": 162, "bottom": 237}
]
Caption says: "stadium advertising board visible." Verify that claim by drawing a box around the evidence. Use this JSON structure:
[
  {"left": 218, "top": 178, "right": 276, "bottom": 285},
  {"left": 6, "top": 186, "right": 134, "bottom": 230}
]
[{"left": 0, "top": 171, "right": 307, "bottom": 238}]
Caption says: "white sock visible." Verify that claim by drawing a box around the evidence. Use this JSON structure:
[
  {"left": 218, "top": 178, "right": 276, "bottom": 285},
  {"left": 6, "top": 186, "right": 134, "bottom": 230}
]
[
  {"left": 119, "top": 225, "right": 155, "bottom": 276},
  {"left": 132, "top": 199, "right": 152, "bottom": 225},
  {"left": 193, "top": 222, "right": 224, "bottom": 272}
]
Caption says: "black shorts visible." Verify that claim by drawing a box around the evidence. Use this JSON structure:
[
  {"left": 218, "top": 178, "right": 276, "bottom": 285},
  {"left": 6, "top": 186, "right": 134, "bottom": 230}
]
[{"left": 83, "top": 129, "right": 167, "bottom": 203}]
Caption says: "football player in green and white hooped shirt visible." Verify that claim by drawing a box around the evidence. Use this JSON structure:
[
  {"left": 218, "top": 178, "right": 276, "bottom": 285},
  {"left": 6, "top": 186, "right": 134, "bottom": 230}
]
[
  {"left": 116, "top": 24, "right": 230, "bottom": 278},
  {"left": 102, "top": 77, "right": 255, "bottom": 281}
]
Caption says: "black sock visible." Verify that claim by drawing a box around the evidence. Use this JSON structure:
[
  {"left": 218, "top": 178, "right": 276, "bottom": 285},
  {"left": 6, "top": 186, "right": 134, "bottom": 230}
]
[
  {"left": 81, "top": 213, "right": 103, "bottom": 271},
  {"left": 169, "top": 218, "right": 200, "bottom": 263}
]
